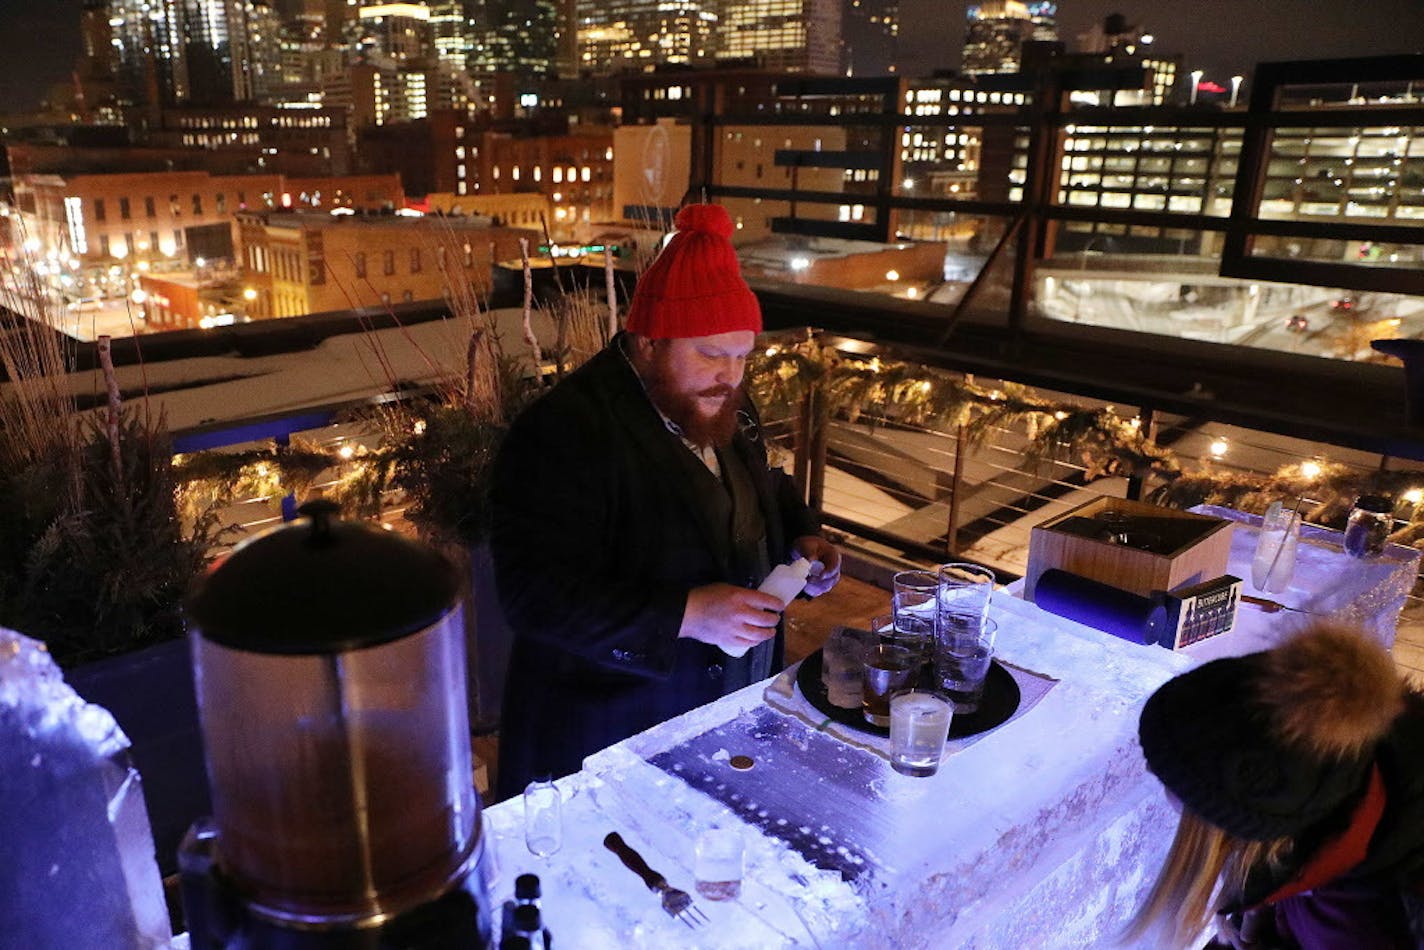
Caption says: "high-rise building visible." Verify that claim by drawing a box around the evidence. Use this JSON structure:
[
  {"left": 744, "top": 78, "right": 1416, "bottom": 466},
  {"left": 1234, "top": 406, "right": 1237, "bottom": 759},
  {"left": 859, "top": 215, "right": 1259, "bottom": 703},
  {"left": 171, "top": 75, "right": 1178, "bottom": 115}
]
[
  {"left": 576, "top": 0, "right": 717, "bottom": 76},
  {"left": 554, "top": 0, "right": 579, "bottom": 78},
  {"left": 430, "top": 1, "right": 469, "bottom": 72},
  {"left": 962, "top": 0, "right": 1045, "bottom": 76},
  {"left": 467, "top": 0, "right": 559, "bottom": 77},
  {"left": 841, "top": 0, "right": 898, "bottom": 76},
  {"left": 107, "top": 0, "right": 283, "bottom": 106},
  {"left": 80, "top": 1, "right": 117, "bottom": 82},
  {"left": 352, "top": 2, "right": 436, "bottom": 62},
  {"left": 718, "top": 0, "right": 841, "bottom": 75}
]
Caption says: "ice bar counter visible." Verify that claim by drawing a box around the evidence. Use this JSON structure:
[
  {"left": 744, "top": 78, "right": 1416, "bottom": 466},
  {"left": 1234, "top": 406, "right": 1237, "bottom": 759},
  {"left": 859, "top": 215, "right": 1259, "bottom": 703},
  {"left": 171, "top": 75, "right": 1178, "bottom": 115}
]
[{"left": 481, "top": 594, "right": 1194, "bottom": 948}]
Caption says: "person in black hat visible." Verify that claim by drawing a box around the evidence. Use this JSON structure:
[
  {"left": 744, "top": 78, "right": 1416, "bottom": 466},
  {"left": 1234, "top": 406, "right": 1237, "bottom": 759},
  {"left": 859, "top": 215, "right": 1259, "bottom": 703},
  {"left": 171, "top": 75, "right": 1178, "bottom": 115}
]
[{"left": 1128, "top": 623, "right": 1424, "bottom": 948}]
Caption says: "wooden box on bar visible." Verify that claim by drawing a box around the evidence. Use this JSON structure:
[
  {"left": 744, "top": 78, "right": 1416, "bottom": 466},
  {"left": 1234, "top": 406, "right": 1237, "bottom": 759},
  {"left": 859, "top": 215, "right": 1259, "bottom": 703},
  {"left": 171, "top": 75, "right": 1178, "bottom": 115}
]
[{"left": 1024, "top": 497, "right": 1235, "bottom": 602}]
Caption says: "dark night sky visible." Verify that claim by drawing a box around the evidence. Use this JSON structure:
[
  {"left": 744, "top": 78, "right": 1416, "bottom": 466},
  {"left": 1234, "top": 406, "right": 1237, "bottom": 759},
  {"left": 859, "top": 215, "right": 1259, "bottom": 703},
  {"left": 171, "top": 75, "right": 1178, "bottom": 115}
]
[
  {"left": 900, "top": 0, "right": 1424, "bottom": 83},
  {"left": 1, "top": 0, "right": 1423, "bottom": 114},
  {"left": 0, "top": 0, "right": 84, "bottom": 114}
]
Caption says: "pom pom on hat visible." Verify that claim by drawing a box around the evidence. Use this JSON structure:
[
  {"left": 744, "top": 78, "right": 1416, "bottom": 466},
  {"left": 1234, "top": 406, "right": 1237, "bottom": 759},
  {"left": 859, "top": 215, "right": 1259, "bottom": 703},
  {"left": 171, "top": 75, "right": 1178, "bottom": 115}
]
[
  {"left": 1138, "top": 623, "right": 1404, "bottom": 841},
  {"left": 672, "top": 203, "right": 735, "bottom": 239},
  {"left": 625, "top": 203, "right": 761, "bottom": 339}
]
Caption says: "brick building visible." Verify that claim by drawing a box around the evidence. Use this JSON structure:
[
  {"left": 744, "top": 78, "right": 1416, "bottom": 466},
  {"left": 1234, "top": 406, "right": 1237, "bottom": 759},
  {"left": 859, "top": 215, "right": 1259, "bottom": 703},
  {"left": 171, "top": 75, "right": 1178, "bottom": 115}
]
[
  {"left": 236, "top": 211, "right": 540, "bottom": 319},
  {"left": 11, "top": 170, "right": 405, "bottom": 271}
]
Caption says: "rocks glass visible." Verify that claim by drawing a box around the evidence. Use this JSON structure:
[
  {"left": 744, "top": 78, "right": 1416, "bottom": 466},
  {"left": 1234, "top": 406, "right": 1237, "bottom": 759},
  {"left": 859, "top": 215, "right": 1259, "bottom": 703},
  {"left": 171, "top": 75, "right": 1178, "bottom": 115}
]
[
  {"left": 694, "top": 827, "right": 744, "bottom": 901},
  {"left": 889, "top": 691, "right": 954, "bottom": 777},
  {"left": 861, "top": 643, "right": 917, "bottom": 727},
  {"left": 822, "top": 625, "right": 876, "bottom": 710},
  {"left": 933, "top": 563, "right": 997, "bottom": 713}
]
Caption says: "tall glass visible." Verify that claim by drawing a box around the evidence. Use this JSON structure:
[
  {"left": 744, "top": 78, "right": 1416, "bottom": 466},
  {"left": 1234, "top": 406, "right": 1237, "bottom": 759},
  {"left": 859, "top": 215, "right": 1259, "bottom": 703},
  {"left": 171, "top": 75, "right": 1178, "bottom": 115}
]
[
  {"left": 1251, "top": 509, "right": 1299, "bottom": 594},
  {"left": 891, "top": 570, "right": 938, "bottom": 659},
  {"left": 935, "top": 563, "right": 995, "bottom": 641},
  {"left": 523, "top": 777, "right": 562, "bottom": 859}
]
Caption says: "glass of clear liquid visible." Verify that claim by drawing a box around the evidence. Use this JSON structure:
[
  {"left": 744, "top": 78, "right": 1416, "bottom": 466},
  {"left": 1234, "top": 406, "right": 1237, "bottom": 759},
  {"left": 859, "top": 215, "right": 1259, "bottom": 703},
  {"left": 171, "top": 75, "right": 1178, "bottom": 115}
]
[
  {"left": 890, "top": 691, "right": 953, "bottom": 777},
  {"left": 1251, "top": 510, "right": 1299, "bottom": 594},
  {"left": 523, "top": 777, "right": 562, "bottom": 859},
  {"left": 694, "top": 827, "right": 744, "bottom": 901}
]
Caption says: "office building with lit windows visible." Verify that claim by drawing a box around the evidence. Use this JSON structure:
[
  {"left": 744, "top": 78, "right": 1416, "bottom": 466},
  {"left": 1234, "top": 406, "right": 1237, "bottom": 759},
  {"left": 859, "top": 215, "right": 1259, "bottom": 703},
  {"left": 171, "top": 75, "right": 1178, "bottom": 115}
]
[
  {"left": 107, "top": 0, "right": 282, "bottom": 106},
  {"left": 717, "top": 0, "right": 841, "bottom": 75},
  {"left": 351, "top": 2, "right": 436, "bottom": 61},
  {"left": 576, "top": 0, "right": 717, "bottom": 75},
  {"left": 467, "top": 0, "right": 559, "bottom": 77},
  {"left": 961, "top": 0, "right": 1047, "bottom": 77}
]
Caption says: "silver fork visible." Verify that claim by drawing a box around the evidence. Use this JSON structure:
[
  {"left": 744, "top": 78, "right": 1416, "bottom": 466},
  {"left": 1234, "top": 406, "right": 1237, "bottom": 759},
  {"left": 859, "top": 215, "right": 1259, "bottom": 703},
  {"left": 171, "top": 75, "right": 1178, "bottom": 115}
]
[{"left": 603, "top": 831, "right": 710, "bottom": 929}]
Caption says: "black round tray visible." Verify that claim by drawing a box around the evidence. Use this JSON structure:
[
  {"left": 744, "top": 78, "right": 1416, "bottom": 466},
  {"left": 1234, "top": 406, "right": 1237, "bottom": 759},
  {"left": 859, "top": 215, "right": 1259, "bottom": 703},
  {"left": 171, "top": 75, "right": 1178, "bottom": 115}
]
[{"left": 794, "top": 648, "right": 1021, "bottom": 740}]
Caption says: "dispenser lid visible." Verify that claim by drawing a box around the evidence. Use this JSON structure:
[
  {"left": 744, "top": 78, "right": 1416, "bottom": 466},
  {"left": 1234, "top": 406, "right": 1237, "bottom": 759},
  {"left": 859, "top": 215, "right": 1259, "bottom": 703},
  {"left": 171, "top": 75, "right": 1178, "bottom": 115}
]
[
  {"left": 186, "top": 499, "right": 460, "bottom": 655},
  {"left": 1354, "top": 494, "right": 1394, "bottom": 514}
]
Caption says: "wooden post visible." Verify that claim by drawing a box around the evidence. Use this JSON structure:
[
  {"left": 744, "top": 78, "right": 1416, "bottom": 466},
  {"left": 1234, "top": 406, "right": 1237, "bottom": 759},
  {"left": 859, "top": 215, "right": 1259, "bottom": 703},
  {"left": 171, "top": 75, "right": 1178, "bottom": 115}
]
[
  {"left": 807, "top": 390, "right": 828, "bottom": 512},
  {"left": 604, "top": 245, "right": 618, "bottom": 342},
  {"left": 793, "top": 389, "right": 813, "bottom": 503},
  {"left": 1126, "top": 406, "right": 1156, "bottom": 502},
  {"left": 946, "top": 423, "right": 968, "bottom": 556}
]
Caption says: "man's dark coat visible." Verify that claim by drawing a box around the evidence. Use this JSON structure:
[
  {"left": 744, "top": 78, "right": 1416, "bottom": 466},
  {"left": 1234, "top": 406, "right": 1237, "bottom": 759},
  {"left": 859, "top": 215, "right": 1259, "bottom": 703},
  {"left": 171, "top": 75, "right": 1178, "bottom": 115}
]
[{"left": 490, "top": 337, "right": 818, "bottom": 799}]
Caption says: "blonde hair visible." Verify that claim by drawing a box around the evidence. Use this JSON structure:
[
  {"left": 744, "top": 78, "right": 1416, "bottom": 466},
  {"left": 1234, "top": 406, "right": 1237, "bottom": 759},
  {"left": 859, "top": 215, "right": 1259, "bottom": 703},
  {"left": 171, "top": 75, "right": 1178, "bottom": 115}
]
[{"left": 1122, "top": 809, "right": 1288, "bottom": 947}]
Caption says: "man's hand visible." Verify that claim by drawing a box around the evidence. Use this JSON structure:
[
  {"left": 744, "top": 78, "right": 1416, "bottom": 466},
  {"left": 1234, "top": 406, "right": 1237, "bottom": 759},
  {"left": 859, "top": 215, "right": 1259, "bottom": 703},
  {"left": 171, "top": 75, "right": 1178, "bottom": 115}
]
[
  {"left": 679, "top": 583, "right": 784, "bottom": 658},
  {"left": 792, "top": 535, "right": 842, "bottom": 597}
]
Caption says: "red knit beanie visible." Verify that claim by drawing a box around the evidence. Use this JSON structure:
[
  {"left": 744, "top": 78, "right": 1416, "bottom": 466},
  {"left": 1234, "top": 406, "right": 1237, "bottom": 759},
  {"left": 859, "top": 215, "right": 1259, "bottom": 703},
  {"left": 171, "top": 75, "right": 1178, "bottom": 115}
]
[{"left": 625, "top": 204, "right": 762, "bottom": 339}]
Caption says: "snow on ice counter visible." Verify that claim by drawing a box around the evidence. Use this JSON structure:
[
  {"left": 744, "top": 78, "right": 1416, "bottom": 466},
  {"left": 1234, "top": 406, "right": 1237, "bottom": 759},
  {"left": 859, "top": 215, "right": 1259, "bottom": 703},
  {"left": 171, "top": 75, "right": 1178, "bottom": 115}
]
[{"left": 481, "top": 596, "right": 1195, "bottom": 949}]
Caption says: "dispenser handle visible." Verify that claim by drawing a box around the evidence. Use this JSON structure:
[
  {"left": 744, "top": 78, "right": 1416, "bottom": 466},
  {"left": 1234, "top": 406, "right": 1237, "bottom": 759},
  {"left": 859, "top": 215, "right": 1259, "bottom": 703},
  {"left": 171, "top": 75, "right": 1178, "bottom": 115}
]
[{"left": 602, "top": 832, "right": 666, "bottom": 891}]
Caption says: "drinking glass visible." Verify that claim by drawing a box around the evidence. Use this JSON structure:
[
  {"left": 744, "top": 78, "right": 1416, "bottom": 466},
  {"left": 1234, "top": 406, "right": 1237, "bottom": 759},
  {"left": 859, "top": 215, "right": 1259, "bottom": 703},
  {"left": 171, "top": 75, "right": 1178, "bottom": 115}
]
[
  {"left": 891, "top": 570, "right": 938, "bottom": 658},
  {"left": 862, "top": 643, "right": 916, "bottom": 727},
  {"left": 874, "top": 612, "right": 926, "bottom": 665},
  {"left": 822, "top": 625, "right": 875, "bottom": 709},
  {"left": 933, "top": 618, "right": 998, "bottom": 715},
  {"left": 1251, "top": 509, "right": 1299, "bottom": 594},
  {"left": 694, "top": 826, "right": 744, "bottom": 901},
  {"left": 523, "top": 777, "right": 562, "bottom": 859},
  {"left": 889, "top": 691, "right": 954, "bottom": 777},
  {"left": 935, "top": 563, "right": 995, "bottom": 641}
]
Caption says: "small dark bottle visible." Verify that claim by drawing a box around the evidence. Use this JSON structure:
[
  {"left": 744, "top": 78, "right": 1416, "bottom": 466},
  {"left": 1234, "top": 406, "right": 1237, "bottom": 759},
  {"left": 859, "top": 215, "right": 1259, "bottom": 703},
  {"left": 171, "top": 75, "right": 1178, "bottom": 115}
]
[
  {"left": 514, "top": 873, "right": 541, "bottom": 906},
  {"left": 511, "top": 905, "right": 548, "bottom": 950},
  {"left": 511, "top": 873, "right": 551, "bottom": 946}
]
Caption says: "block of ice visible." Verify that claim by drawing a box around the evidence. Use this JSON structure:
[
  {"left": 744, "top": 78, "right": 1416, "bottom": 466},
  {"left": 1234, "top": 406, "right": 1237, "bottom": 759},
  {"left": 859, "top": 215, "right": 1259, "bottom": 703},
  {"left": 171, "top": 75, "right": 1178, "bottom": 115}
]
[{"left": 0, "top": 628, "right": 172, "bottom": 949}]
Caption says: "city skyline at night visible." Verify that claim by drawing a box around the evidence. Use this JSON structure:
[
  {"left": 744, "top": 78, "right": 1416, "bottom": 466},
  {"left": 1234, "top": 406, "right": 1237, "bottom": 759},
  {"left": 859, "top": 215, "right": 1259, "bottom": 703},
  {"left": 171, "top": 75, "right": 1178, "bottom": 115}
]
[{"left": 3, "top": 1, "right": 1423, "bottom": 115}]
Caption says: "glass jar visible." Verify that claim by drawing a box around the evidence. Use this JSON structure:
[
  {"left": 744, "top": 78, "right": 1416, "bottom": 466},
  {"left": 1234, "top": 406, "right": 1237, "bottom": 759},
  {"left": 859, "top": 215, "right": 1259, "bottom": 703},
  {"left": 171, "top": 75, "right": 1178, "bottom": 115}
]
[{"left": 1344, "top": 495, "right": 1393, "bottom": 558}]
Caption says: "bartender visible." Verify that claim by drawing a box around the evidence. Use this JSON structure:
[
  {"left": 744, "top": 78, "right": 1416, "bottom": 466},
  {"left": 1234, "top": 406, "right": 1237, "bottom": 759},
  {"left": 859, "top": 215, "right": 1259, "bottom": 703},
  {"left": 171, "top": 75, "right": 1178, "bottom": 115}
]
[{"left": 490, "top": 203, "right": 841, "bottom": 800}]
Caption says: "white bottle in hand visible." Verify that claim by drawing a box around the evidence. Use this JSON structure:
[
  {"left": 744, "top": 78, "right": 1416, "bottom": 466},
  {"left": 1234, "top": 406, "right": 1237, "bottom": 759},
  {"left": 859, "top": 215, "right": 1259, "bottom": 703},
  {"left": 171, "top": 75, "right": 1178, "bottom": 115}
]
[
  {"left": 722, "top": 559, "right": 814, "bottom": 659},
  {"left": 758, "top": 557, "right": 814, "bottom": 608}
]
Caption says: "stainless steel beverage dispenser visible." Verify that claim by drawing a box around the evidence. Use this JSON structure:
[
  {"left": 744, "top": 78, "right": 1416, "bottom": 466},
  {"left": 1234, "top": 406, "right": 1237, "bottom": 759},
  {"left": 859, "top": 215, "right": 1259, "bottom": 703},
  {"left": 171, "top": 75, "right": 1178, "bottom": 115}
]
[{"left": 179, "top": 500, "right": 493, "bottom": 948}]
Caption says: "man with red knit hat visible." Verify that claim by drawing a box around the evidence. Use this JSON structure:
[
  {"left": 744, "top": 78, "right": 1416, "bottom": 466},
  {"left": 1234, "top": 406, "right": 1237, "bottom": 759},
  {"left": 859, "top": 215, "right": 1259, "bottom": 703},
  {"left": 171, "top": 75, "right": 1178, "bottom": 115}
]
[{"left": 490, "top": 203, "right": 841, "bottom": 798}]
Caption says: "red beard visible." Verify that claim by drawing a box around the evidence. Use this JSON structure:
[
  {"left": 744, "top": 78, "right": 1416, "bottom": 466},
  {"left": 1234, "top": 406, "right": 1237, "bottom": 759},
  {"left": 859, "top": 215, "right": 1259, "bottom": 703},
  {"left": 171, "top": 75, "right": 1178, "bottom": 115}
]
[{"left": 643, "top": 351, "right": 742, "bottom": 449}]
